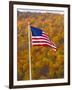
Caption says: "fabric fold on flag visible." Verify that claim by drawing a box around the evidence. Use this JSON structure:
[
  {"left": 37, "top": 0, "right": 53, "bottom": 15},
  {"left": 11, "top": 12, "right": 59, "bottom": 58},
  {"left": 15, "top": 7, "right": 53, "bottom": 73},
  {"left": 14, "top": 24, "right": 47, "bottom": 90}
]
[{"left": 30, "top": 26, "right": 56, "bottom": 51}]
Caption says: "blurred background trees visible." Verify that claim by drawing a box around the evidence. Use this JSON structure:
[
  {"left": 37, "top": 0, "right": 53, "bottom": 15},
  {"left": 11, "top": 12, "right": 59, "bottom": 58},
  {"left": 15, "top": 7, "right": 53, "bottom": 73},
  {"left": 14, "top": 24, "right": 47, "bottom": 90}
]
[{"left": 17, "top": 11, "right": 64, "bottom": 80}]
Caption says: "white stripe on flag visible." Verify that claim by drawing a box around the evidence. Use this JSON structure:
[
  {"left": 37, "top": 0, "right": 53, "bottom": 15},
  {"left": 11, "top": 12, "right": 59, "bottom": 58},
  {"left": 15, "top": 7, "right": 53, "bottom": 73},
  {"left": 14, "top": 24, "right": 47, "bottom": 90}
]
[
  {"left": 32, "top": 43, "right": 56, "bottom": 48},
  {"left": 42, "top": 34, "right": 48, "bottom": 38},
  {"left": 32, "top": 36, "right": 48, "bottom": 40},
  {"left": 32, "top": 40, "right": 53, "bottom": 45}
]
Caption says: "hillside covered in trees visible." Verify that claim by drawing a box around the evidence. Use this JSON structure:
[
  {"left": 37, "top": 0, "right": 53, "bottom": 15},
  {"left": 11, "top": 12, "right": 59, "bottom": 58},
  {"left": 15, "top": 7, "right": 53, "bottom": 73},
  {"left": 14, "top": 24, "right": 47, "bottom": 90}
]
[{"left": 17, "top": 11, "right": 64, "bottom": 80}]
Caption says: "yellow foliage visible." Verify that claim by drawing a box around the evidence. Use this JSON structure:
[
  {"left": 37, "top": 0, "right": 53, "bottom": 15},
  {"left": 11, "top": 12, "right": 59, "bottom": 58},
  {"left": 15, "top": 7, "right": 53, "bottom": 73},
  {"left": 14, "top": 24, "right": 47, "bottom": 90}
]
[{"left": 17, "top": 12, "right": 64, "bottom": 80}]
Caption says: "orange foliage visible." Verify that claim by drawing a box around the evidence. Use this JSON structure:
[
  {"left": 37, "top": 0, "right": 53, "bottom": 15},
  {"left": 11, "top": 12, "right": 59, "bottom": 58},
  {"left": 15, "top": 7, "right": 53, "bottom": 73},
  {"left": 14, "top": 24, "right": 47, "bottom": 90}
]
[{"left": 17, "top": 11, "right": 64, "bottom": 80}]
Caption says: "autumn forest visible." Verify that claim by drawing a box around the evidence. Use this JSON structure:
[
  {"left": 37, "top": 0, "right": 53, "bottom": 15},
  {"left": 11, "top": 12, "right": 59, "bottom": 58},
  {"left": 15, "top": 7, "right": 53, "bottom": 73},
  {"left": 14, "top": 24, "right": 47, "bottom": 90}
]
[{"left": 17, "top": 10, "right": 64, "bottom": 80}]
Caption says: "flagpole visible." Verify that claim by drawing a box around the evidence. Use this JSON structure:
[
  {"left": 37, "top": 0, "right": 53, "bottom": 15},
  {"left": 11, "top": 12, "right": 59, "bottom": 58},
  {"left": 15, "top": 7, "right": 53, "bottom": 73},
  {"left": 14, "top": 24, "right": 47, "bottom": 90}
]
[{"left": 28, "top": 22, "right": 32, "bottom": 80}]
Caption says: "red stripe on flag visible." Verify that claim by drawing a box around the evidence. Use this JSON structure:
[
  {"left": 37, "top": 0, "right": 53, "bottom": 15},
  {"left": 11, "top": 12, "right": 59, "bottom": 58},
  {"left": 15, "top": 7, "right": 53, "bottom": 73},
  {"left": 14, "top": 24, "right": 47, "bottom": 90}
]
[
  {"left": 32, "top": 38, "right": 49, "bottom": 41},
  {"left": 32, "top": 43, "right": 56, "bottom": 49},
  {"left": 32, "top": 41, "right": 52, "bottom": 45},
  {"left": 42, "top": 34, "right": 48, "bottom": 38}
]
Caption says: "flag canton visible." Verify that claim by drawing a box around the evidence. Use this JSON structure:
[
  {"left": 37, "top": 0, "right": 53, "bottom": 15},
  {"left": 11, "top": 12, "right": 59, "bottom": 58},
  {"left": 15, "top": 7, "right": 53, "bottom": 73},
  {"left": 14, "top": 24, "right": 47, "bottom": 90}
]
[{"left": 30, "top": 26, "right": 42, "bottom": 36}]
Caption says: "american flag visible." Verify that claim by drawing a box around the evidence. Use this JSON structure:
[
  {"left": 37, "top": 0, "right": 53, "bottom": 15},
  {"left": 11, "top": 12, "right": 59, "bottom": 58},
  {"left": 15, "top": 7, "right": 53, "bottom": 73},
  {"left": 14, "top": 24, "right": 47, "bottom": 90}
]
[{"left": 30, "top": 26, "right": 56, "bottom": 51}]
